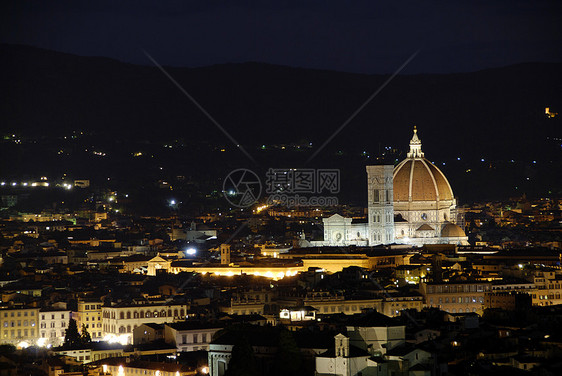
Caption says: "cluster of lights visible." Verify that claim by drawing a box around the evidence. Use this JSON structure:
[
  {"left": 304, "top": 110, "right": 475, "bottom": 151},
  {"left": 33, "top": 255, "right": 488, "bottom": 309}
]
[
  {"left": 1, "top": 181, "right": 50, "bottom": 187},
  {"left": 202, "top": 269, "right": 299, "bottom": 280},
  {"left": 103, "top": 333, "right": 130, "bottom": 345},
  {"left": 93, "top": 151, "right": 107, "bottom": 156},
  {"left": 254, "top": 204, "right": 269, "bottom": 213}
]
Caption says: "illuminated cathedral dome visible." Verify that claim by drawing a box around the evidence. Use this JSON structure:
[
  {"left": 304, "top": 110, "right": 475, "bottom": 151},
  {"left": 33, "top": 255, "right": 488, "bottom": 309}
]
[
  {"left": 393, "top": 127, "right": 454, "bottom": 203},
  {"left": 441, "top": 222, "right": 467, "bottom": 238}
]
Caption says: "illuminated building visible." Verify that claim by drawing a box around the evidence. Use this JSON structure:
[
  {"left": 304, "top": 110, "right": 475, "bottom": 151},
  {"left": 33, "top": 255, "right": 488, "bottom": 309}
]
[
  {"left": 97, "top": 360, "right": 198, "bottom": 376},
  {"left": 163, "top": 322, "right": 224, "bottom": 352},
  {"left": 380, "top": 294, "right": 424, "bottom": 317},
  {"left": 279, "top": 247, "right": 411, "bottom": 273},
  {"left": 0, "top": 307, "right": 39, "bottom": 346},
  {"left": 277, "top": 290, "right": 383, "bottom": 316},
  {"left": 420, "top": 281, "right": 491, "bottom": 314},
  {"left": 39, "top": 308, "right": 71, "bottom": 347},
  {"left": 316, "top": 128, "right": 468, "bottom": 247},
  {"left": 531, "top": 270, "right": 562, "bottom": 306},
  {"left": 222, "top": 287, "right": 275, "bottom": 315},
  {"left": 55, "top": 343, "right": 124, "bottom": 363},
  {"left": 73, "top": 300, "right": 103, "bottom": 340},
  {"left": 101, "top": 303, "right": 188, "bottom": 345},
  {"left": 279, "top": 306, "right": 317, "bottom": 322},
  {"left": 147, "top": 253, "right": 304, "bottom": 280}
]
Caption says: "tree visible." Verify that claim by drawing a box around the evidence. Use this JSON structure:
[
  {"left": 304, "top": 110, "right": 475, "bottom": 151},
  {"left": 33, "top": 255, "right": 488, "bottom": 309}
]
[
  {"left": 0, "top": 344, "right": 15, "bottom": 355},
  {"left": 224, "top": 336, "right": 258, "bottom": 376},
  {"left": 272, "top": 329, "right": 302, "bottom": 376},
  {"left": 80, "top": 324, "right": 92, "bottom": 344},
  {"left": 63, "top": 318, "right": 81, "bottom": 348}
]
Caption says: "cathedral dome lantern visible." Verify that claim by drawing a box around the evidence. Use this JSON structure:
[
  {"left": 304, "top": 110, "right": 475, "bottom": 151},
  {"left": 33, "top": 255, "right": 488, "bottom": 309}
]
[{"left": 406, "top": 126, "right": 424, "bottom": 158}]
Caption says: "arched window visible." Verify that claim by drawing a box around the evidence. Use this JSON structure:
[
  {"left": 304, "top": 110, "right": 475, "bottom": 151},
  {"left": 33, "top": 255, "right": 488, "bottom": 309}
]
[
  {"left": 119, "top": 312, "right": 124, "bottom": 320},
  {"left": 126, "top": 325, "right": 131, "bottom": 333},
  {"left": 134, "top": 311, "right": 139, "bottom": 318},
  {"left": 161, "top": 310, "right": 166, "bottom": 317},
  {"left": 139, "top": 311, "right": 145, "bottom": 318},
  {"left": 119, "top": 326, "right": 126, "bottom": 333},
  {"left": 174, "top": 309, "right": 178, "bottom": 317},
  {"left": 179, "top": 309, "right": 184, "bottom": 317},
  {"left": 146, "top": 311, "right": 151, "bottom": 318},
  {"left": 126, "top": 311, "right": 131, "bottom": 319},
  {"left": 168, "top": 310, "right": 172, "bottom": 317},
  {"left": 153, "top": 311, "right": 158, "bottom": 318}
]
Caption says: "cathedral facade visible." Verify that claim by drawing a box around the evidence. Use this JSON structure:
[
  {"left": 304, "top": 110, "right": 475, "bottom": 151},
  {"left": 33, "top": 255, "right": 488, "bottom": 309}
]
[{"left": 317, "top": 128, "right": 468, "bottom": 247}]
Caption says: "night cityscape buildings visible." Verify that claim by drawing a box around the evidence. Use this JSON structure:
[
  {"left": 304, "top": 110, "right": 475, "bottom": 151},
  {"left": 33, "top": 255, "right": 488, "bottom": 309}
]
[{"left": 1, "top": 1, "right": 562, "bottom": 376}]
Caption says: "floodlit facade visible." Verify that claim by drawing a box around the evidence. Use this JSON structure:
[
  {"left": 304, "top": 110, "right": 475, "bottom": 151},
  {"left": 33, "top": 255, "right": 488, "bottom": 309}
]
[
  {"left": 39, "top": 308, "right": 70, "bottom": 347},
  {"left": 0, "top": 307, "right": 39, "bottom": 346},
  {"left": 101, "top": 303, "right": 188, "bottom": 345},
  {"left": 164, "top": 322, "right": 223, "bottom": 352},
  {"left": 316, "top": 128, "right": 469, "bottom": 247},
  {"left": 420, "top": 281, "right": 491, "bottom": 314},
  {"left": 73, "top": 300, "right": 103, "bottom": 340}
]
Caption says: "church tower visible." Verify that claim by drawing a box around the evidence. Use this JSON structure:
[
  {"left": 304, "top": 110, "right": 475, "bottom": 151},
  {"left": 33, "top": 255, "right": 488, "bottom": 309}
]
[
  {"left": 220, "top": 244, "right": 231, "bottom": 265},
  {"left": 366, "top": 165, "right": 395, "bottom": 245},
  {"left": 335, "top": 333, "right": 350, "bottom": 357}
]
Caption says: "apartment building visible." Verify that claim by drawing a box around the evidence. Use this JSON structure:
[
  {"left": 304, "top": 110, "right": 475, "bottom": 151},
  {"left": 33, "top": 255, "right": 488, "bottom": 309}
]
[
  {"left": 420, "top": 281, "right": 492, "bottom": 314},
  {"left": 531, "top": 271, "right": 562, "bottom": 306},
  {"left": 0, "top": 307, "right": 40, "bottom": 346},
  {"left": 102, "top": 302, "right": 188, "bottom": 344},
  {"left": 39, "top": 308, "right": 70, "bottom": 347},
  {"left": 164, "top": 322, "right": 223, "bottom": 352},
  {"left": 73, "top": 299, "right": 103, "bottom": 340}
]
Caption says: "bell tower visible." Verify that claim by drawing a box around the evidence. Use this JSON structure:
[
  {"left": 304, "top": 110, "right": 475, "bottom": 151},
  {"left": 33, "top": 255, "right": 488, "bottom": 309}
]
[
  {"left": 366, "top": 165, "right": 395, "bottom": 245},
  {"left": 220, "top": 244, "right": 231, "bottom": 265}
]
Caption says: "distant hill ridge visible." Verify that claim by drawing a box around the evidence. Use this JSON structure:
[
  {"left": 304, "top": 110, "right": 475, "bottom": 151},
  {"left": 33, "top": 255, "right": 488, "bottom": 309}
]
[{"left": 1, "top": 43, "right": 561, "bottom": 161}]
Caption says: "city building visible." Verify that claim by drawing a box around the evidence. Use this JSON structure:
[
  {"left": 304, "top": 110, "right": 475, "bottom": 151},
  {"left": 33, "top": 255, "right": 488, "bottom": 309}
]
[
  {"left": 420, "top": 281, "right": 492, "bottom": 314},
  {"left": 73, "top": 299, "right": 103, "bottom": 340},
  {"left": 163, "top": 322, "right": 223, "bottom": 352},
  {"left": 39, "top": 307, "right": 71, "bottom": 347},
  {"left": 0, "top": 307, "right": 39, "bottom": 346},
  {"left": 101, "top": 302, "right": 188, "bottom": 344}
]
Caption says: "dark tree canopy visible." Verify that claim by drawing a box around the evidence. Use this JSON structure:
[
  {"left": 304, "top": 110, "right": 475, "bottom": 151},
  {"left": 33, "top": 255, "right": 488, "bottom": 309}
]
[
  {"left": 63, "top": 318, "right": 81, "bottom": 348},
  {"left": 63, "top": 319, "right": 93, "bottom": 348},
  {"left": 80, "top": 324, "right": 92, "bottom": 344},
  {"left": 272, "top": 329, "right": 303, "bottom": 376},
  {"left": 225, "top": 336, "right": 258, "bottom": 376}
]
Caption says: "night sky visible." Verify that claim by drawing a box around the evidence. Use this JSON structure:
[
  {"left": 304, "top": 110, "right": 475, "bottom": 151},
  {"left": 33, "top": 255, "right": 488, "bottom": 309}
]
[{"left": 2, "top": 0, "right": 561, "bottom": 74}]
